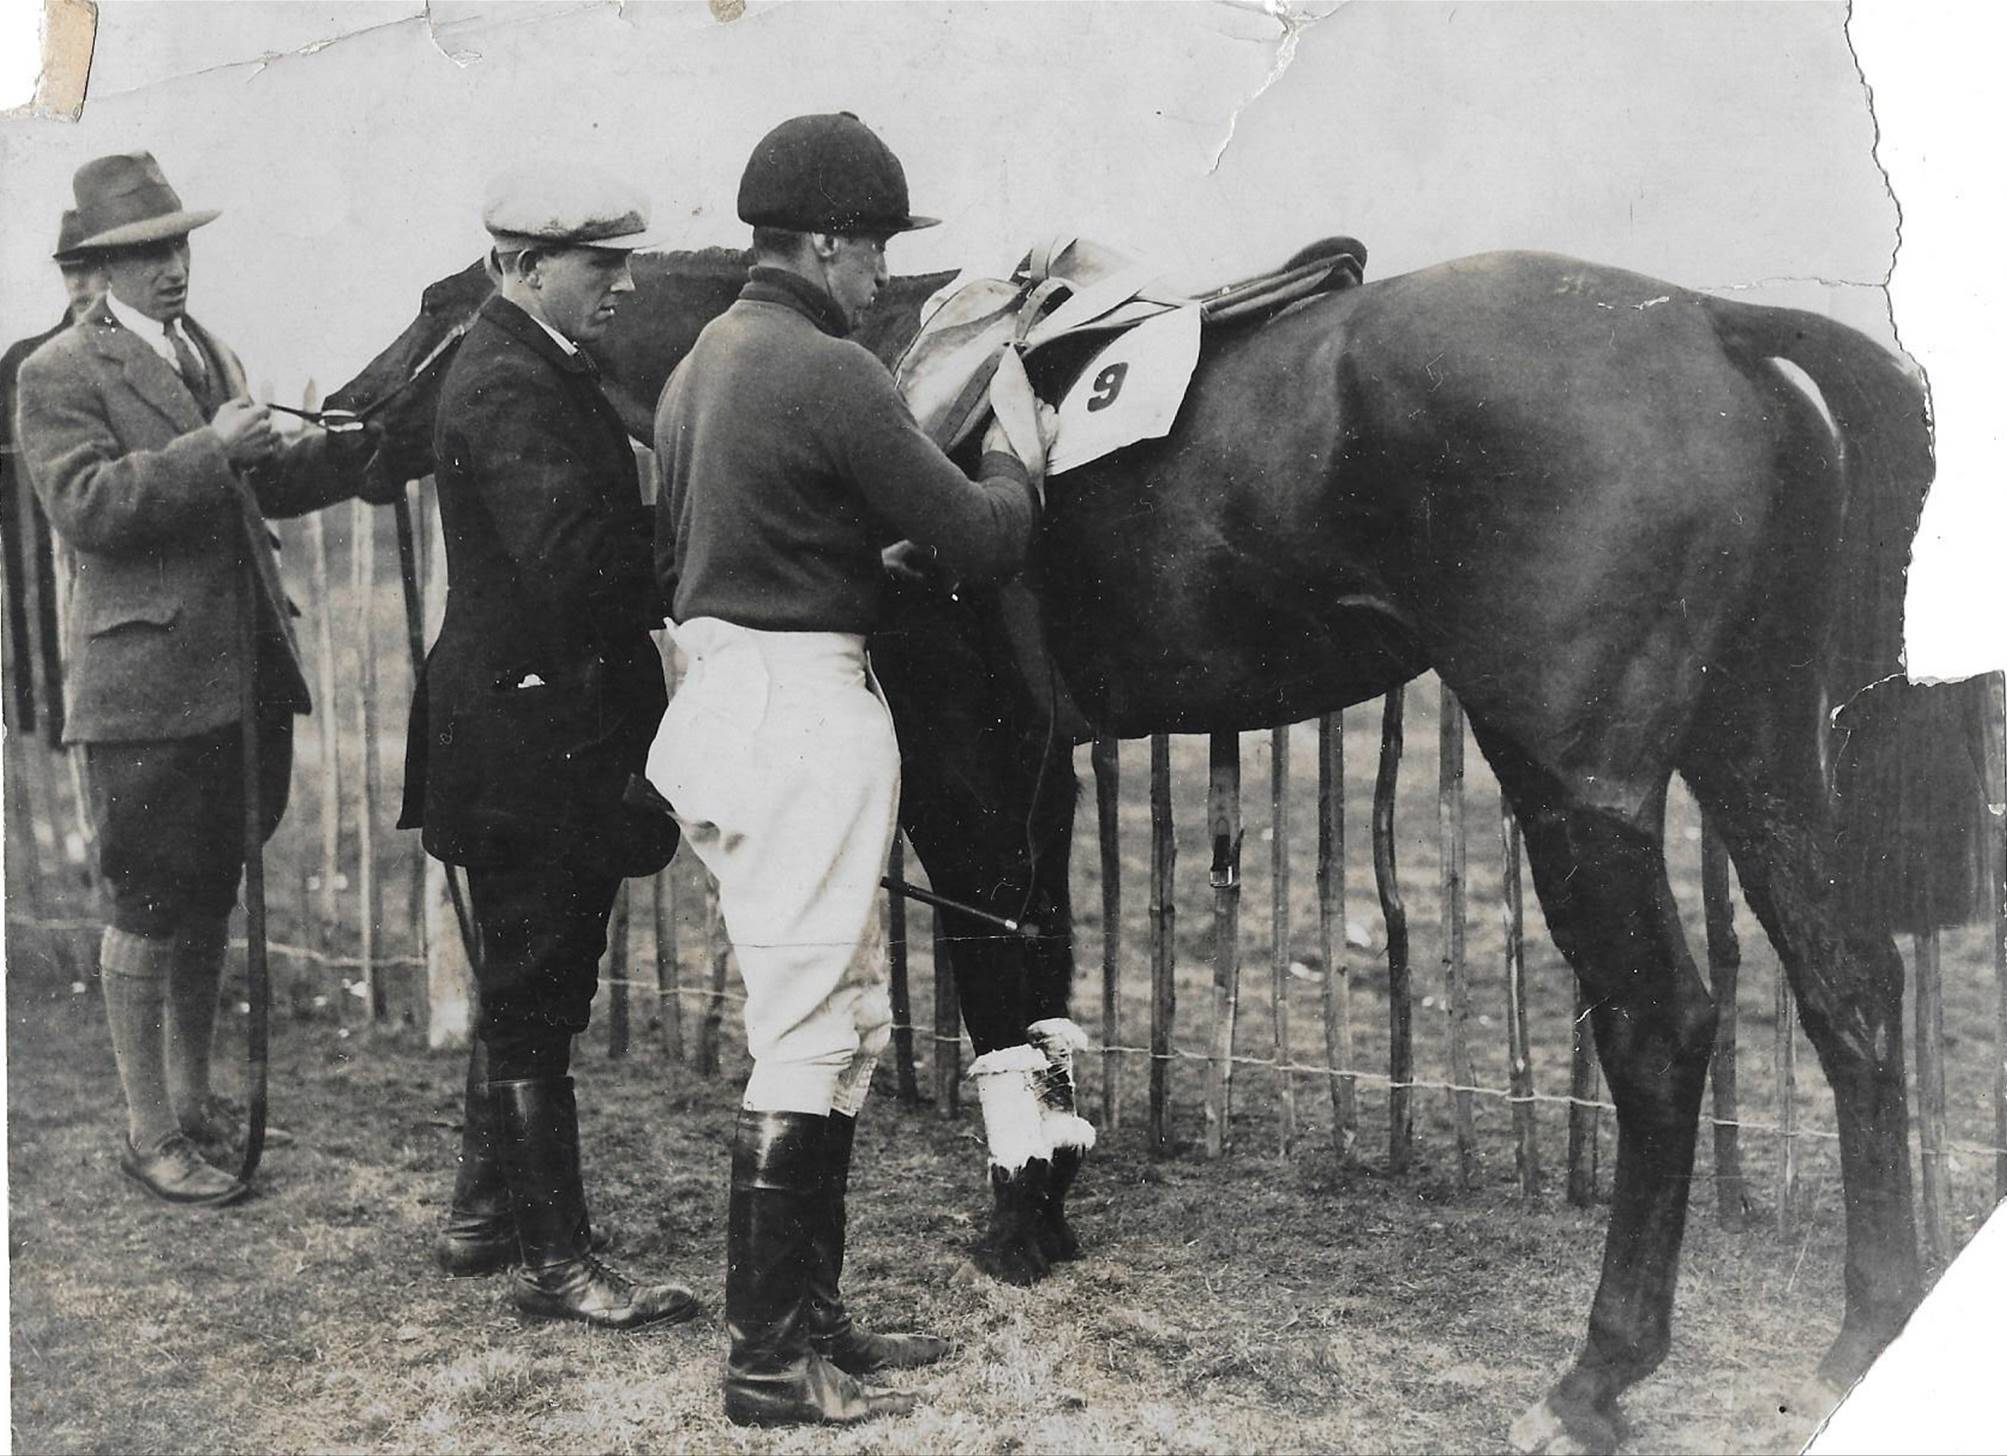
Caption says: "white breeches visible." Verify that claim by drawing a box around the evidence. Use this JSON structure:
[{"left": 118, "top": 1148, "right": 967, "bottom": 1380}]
[{"left": 646, "top": 617, "right": 899, "bottom": 1117}]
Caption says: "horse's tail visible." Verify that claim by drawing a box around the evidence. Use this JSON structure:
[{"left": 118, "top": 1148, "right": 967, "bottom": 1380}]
[{"left": 1706, "top": 297, "right": 1993, "bottom": 933}]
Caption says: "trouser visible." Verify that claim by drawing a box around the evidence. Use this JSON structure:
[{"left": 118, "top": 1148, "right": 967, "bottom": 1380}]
[
  {"left": 82, "top": 710, "right": 293, "bottom": 936},
  {"left": 646, "top": 618, "right": 899, "bottom": 1117},
  {"left": 463, "top": 858, "right": 622, "bottom": 1081}
]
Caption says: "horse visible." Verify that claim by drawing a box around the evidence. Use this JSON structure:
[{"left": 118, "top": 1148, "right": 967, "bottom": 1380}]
[
  {"left": 328, "top": 248, "right": 1090, "bottom": 1288},
  {"left": 906, "top": 246, "right": 1993, "bottom": 1450},
  {"left": 336, "top": 245, "right": 1994, "bottom": 1451}
]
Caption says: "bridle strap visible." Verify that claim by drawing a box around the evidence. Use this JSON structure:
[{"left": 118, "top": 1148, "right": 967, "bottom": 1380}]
[{"left": 268, "top": 317, "right": 473, "bottom": 428}]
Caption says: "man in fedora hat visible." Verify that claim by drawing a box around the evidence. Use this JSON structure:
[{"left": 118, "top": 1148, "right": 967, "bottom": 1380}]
[
  {"left": 1, "top": 209, "right": 105, "bottom": 740},
  {"left": 396, "top": 159, "right": 696, "bottom": 1332},
  {"left": 647, "top": 111, "right": 1053, "bottom": 1427},
  {"left": 13, "top": 151, "right": 392, "bottom": 1209}
]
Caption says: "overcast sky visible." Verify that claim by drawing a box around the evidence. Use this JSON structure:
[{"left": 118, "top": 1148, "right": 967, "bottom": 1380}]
[{"left": 0, "top": 1, "right": 1998, "bottom": 676}]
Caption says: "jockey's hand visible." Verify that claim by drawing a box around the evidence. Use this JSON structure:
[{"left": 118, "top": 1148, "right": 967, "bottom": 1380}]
[
  {"left": 212, "top": 396, "right": 280, "bottom": 468},
  {"left": 984, "top": 405, "right": 1052, "bottom": 493}
]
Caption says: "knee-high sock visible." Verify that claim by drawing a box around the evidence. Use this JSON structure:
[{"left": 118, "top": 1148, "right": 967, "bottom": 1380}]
[
  {"left": 167, "top": 914, "right": 231, "bottom": 1119},
  {"left": 100, "top": 927, "right": 179, "bottom": 1149}
]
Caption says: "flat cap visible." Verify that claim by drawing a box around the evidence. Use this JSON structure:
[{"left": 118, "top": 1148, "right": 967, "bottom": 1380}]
[{"left": 482, "top": 160, "right": 662, "bottom": 252}]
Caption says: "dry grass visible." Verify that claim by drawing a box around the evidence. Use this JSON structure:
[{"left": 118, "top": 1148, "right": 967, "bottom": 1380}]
[{"left": 8, "top": 537, "right": 2002, "bottom": 1453}]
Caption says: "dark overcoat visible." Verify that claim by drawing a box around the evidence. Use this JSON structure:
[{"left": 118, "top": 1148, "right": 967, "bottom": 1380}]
[
  {"left": 399, "top": 295, "right": 674, "bottom": 875},
  {"left": 12, "top": 300, "right": 362, "bottom": 742}
]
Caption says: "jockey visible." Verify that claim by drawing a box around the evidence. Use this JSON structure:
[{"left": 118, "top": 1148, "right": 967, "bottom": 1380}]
[
  {"left": 646, "top": 112, "right": 1054, "bottom": 1427},
  {"left": 400, "top": 161, "right": 697, "bottom": 1332}
]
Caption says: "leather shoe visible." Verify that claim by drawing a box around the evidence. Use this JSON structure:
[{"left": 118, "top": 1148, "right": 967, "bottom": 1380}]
[
  {"left": 120, "top": 1133, "right": 249, "bottom": 1208},
  {"left": 183, "top": 1094, "right": 295, "bottom": 1150},
  {"left": 513, "top": 1253, "right": 702, "bottom": 1331}
]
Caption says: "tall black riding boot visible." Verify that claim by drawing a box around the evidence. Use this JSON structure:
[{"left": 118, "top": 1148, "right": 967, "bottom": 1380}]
[
  {"left": 807, "top": 1113, "right": 951, "bottom": 1374},
  {"left": 436, "top": 1040, "right": 515, "bottom": 1276},
  {"left": 1028, "top": 1019, "right": 1097, "bottom": 1263},
  {"left": 491, "top": 1077, "right": 699, "bottom": 1330},
  {"left": 724, "top": 1109, "right": 915, "bottom": 1427},
  {"left": 436, "top": 1044, "right": 611, "bottom": 1276}
]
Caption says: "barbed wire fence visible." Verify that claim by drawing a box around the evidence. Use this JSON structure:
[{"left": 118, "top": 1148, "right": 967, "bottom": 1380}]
[{"left": 5, "top": 459, "right": 2004, "bottom": 1265}]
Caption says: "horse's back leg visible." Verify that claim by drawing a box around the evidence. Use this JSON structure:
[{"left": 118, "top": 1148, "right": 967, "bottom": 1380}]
[
  {"left": 1678, "top": 658, "right": 1919, "bottom": 1390},
  {"left": 1469, "top": 724, "right": 1717, "bottom": 1454}
]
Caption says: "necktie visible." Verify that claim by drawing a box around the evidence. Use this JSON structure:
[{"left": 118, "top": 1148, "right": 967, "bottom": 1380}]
[{"left": 164, "top": 320, "right": 216, "bottom": 411}]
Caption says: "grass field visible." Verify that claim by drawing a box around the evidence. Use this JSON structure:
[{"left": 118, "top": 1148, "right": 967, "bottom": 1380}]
[{"left": 7, "top": 532, "right": 2004, "bottom": 1452}]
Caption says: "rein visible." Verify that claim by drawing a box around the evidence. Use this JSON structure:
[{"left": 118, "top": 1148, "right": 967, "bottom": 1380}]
[{"left": 268, "top": 319, "right": 471, "bottom": 428}]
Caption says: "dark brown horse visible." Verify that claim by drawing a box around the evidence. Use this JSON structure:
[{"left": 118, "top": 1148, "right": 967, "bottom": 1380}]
[
  {"left": 1021, "top": 248, "right": 1991, "bottom": 1449},
  {"left": 335, "top": 246, "right": 1992, "bottom": 1451}
]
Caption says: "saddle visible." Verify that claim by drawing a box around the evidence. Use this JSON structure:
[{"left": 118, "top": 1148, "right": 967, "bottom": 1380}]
[
  {"left": 892, "top": 234, "right": 1368, "bottom": 746},
  {"left": 896, "top": 233, "right": 1367, "bottom": 469}
]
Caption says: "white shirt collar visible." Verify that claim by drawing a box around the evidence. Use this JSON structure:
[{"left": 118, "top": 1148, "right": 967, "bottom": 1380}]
[
  {"left": 528, "top": 312, "right": 579, "bottom": 357},
  {"left": 102, "top": 290, "right": 187, "bottom": 367}
]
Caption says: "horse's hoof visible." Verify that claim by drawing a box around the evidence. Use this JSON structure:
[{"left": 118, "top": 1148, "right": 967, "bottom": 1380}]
[
  {"left": 969, "top": 1234, "right": 1050, "bottom": 1287},
  {"left": 1509, "top": 1396, "right": 1623, "bottom": 1455},
  {"left": 1036, "top": 1213, "right": 1083, "bottom": 1263}
]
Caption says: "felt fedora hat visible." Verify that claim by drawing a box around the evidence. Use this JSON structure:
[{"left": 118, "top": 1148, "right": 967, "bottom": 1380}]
[
  {"left": 51, "top": 208, "right": 89, "bottom": 263},
  {"left": 68, "top": 152, "right": 220, "bottom": 253}
]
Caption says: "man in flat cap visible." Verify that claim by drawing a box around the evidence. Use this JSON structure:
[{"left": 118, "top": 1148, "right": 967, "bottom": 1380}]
[
  {"left": 12, "top": 152, "right": 390, "bottom": 1209},
  {"left": 1, "top": 209, "right": 103, "bottom": 744},
  {"left": 397, "top": 160, "right": 696, "bottom": 1331},
  {"left": 647, "top": 111, "right": 1052, "bottom": 1426}
]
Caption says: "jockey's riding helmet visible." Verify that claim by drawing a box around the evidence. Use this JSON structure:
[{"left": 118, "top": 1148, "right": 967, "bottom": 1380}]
[{"left": 737, "top": 112, "right": 941, "bottom": 235}]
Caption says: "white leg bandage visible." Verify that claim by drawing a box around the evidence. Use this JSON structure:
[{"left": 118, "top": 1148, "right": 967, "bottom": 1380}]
[
  {"left": 1027, "top": 1017, "right": 1098, "bottom": 1152},
  {"left": 970, "top": 1044, "right": 1052, "bottom": 1172}
]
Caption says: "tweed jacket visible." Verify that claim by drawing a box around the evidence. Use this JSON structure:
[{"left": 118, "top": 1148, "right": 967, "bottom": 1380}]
[
  {"left": 13, "top": 300, "right": 364, "bottom": 743},
  {"left": 399, "top": 295, "right": 672, "bottom": 874}
]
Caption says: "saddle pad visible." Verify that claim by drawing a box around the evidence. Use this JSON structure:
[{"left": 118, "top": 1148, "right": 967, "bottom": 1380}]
[{"left": 1044, "top": 304, "right": 1201, "bottom": 474}]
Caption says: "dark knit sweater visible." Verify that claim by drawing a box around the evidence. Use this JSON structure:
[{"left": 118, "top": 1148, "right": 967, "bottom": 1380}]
[{"left": 653, "top": 266, "right": 1039, "bottom": 634}]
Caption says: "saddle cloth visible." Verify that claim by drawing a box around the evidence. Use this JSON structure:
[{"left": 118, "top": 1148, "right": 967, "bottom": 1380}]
[{"left": 894, "top": 234, "right": 1363, "bottom": 474}]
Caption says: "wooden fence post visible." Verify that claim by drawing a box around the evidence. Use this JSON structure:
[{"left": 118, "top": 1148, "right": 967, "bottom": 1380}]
[
  {"left": 1271, "top": 725, "right": 1295, "bottom": 1158},
  {"left": 1914, "top": 925, "right": 1950, "bottom": 1268},
  {"left": 697, "top": 873, "right": 727, "bottom": 1076},
  {"left": 1204, "top": 732, "right": 1243, "bottom": 1158},
  {"left": 349, "top": 497, "right": 381, "bottom": 1019},
  {"left": 1149, "top": 733, "right": 1177, "bottom": 1156},
  {"left": 307, "top": 509, "right": 343, "bottom": 982},
  {"left": 1568, "top": 985, "right": 1601, "bottom": 1207},
  {"left": 1319, "top": 711, "right": 1355, "bottom": 1160},
  {"left": 1094, "top": 734, "right": 1122, "bottom": 1131},
  {"left": 886, "top": 838, "right": 919, "bottom": 1102},
  {"left": 1701, "top": 823, "right": 1744, "bottom": 1225},
  {"left": 1439, "top": 693, "right": 1476, "bottom": 1189},
  {"left": 605, "top": 881, "right": 630, "bottom": 1060},
  {"left": 933, "top": 915, "right": 960, "bottom": 1117},
  {"left": 1501, "top": 799, "right": 1540, "bottom": 1198},
  {"left": 653, "top": 866, "right": 684, "bottom": 1063},
  {"left": 1775, "top": 960, "right": 1797, "bottom": 1236},
  {"left": 423, "top": 855, "right": 475, "bottom": 1048},
  {"left": 1374, "top": 689, "right": 1412, "bottom": 1174}
]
